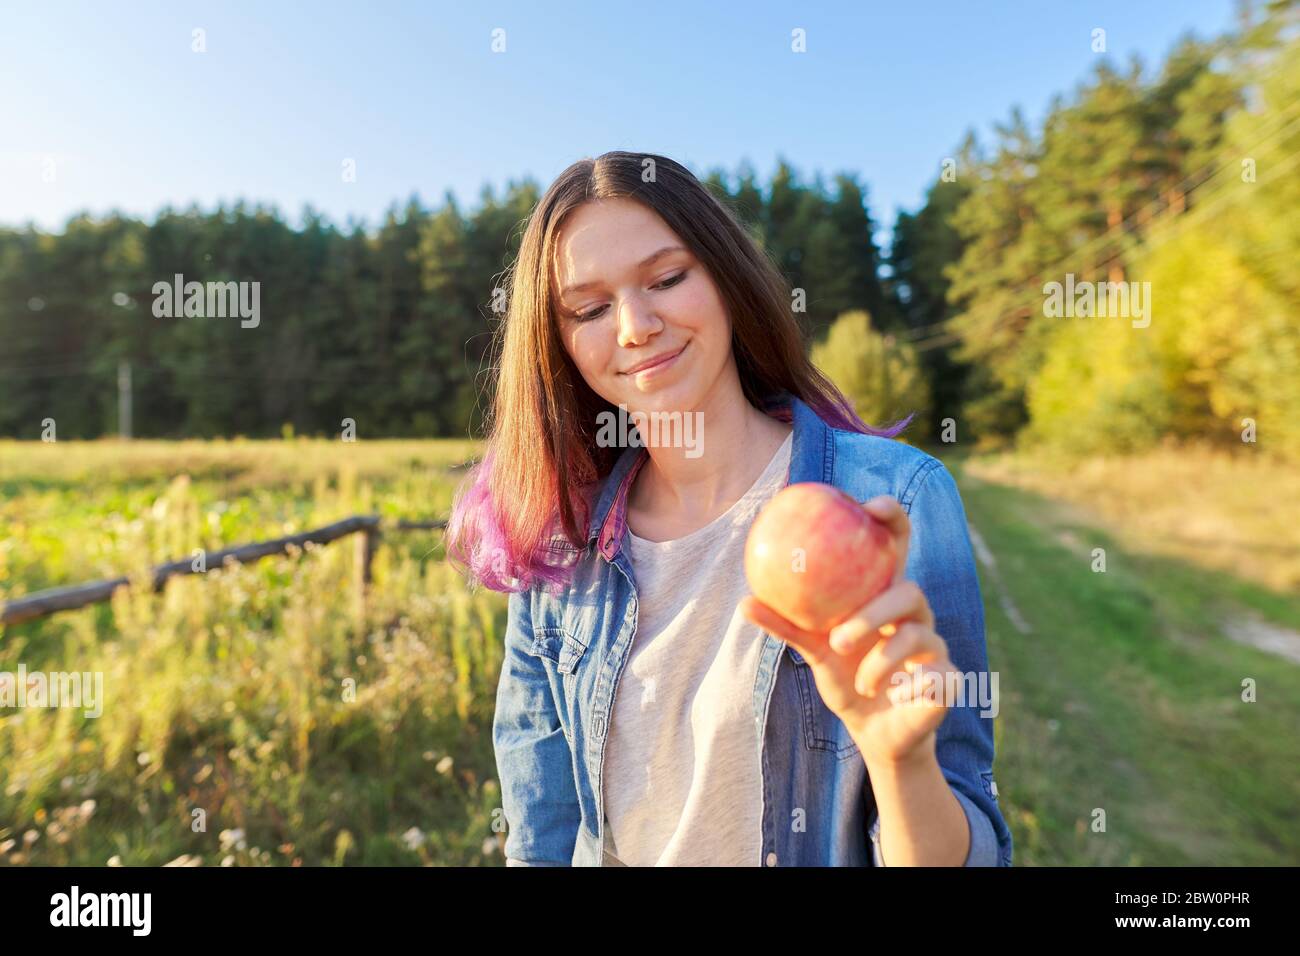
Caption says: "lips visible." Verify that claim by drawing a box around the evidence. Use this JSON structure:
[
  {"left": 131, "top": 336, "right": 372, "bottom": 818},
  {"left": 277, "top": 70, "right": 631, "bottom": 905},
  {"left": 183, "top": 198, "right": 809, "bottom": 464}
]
[{"left": 623, "top": 343, "right": 685, "bottom": 375}]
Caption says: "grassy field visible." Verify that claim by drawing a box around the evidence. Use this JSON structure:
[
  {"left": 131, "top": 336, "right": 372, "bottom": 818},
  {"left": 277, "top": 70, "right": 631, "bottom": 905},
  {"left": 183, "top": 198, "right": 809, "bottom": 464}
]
[
  {"left": 953, "top": 444, "right": 1300, "bottom": 865},
  {"left": 0, "top": 438, "right": 508, "bottom": 866},
  {"left": 1, "top": 437, "right": 1296, "bottom": 865}
]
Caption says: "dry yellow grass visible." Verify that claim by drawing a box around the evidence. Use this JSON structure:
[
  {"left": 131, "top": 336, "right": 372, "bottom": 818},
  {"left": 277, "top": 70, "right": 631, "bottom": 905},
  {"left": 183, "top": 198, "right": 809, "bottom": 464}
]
[{"left": 962, "top": 441, "right": 1300, "bottom": 593}]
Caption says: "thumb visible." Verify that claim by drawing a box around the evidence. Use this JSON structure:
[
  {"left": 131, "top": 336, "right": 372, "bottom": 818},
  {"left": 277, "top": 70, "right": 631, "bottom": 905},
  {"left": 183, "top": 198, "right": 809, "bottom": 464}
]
[{"left": 739, "top": 595, "right": 832, "bottom": 667}]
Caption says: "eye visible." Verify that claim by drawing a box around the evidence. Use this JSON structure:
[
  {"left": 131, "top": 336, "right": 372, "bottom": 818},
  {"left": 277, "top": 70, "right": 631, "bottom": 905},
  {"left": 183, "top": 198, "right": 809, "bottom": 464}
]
[
  {"left": 653, "top": 270, "right": 688, "bottom": 290},
  {"left": 572, "top": 271, "right": 688, "bottom": 322}
]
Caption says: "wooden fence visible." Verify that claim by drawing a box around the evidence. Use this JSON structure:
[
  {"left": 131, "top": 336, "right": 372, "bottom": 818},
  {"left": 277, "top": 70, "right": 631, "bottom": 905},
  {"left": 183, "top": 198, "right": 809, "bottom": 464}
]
[{"left": 0, "top": 515, "right": 448, "bottom": 627}]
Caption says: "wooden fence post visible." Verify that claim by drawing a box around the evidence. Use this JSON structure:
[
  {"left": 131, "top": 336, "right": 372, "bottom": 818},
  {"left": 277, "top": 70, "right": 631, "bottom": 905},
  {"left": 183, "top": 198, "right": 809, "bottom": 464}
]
[
  {"left": 355, "top": 527, "right": 376, "bottom": 587},
  {"left": 353, "top": 525, "right": 379, "bottom": 626}
]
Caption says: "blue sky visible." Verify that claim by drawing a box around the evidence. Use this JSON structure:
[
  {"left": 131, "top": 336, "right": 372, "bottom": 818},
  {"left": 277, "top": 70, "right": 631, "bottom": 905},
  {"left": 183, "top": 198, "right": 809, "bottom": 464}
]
[{"left": 0, "top": 0, "right": 1236, "bottom": 239}]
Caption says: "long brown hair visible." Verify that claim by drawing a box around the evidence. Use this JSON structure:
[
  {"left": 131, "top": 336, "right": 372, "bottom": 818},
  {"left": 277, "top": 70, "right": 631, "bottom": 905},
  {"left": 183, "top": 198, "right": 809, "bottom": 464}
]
[{"left": 446, "top": 150, "right": 912, "bottom": 593}]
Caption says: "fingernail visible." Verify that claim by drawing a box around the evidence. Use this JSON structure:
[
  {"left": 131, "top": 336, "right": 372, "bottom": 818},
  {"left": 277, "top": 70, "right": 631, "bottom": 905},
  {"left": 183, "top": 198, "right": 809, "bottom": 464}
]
[
  {"left": 829, "top": 625, "right": 854, "bottom": 652},
  {"left": 831, "top": 620, "right": 865, "bottom": 651}
]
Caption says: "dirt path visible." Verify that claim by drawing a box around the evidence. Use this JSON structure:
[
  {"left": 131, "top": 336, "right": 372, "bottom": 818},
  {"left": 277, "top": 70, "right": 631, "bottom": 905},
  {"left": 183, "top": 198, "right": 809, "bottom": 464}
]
[
  {"left": 966, "top": 522, "right": 1032, "bottom": 635},
  {"left": 1219, "top": 610, "right": 1300, "bottom": 665}
]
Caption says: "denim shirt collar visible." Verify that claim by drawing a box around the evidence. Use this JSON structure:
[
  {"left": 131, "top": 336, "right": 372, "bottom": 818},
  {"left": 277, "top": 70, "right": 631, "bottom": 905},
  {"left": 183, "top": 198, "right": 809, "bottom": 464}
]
[{"left": 582, "top": 390, "right": 832, "bottom": 562}]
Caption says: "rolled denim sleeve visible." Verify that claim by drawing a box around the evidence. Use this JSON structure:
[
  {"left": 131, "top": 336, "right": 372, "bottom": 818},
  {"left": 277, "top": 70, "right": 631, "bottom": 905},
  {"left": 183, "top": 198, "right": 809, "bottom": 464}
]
[
  {"left": 868, "top": 788, "right": 1000, "bottom": 867},
  {"left": 494, "top": 588, "right": 582, "bottom": 866},
  {"left": 870, "top": 458, "right": 1015, "bottom": 867}
]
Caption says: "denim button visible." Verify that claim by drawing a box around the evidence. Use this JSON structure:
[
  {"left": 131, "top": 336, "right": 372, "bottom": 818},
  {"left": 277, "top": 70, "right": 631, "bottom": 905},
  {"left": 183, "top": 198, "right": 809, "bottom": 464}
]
[
  {"left": 592, "top": 714, "right": 606, "bottom": 738},
  {"left": 765, "top": 852, "right": 777, "bottom": 867}
]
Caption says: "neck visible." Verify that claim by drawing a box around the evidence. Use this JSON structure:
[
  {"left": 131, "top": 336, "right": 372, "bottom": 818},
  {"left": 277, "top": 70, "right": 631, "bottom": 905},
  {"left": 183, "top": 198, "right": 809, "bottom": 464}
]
[{"left": 628, "top": 372, "right": 791, "bottom": 523}]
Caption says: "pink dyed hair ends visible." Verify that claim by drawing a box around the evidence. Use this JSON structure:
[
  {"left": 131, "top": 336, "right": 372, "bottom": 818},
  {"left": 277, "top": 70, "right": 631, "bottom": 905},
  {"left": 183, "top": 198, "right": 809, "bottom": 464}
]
[
  {"left": 443, "top": 446, "right": 585, "bottom": 596},
  {"left": 805, "top": 389, "right": 916, "bottom": 441}
]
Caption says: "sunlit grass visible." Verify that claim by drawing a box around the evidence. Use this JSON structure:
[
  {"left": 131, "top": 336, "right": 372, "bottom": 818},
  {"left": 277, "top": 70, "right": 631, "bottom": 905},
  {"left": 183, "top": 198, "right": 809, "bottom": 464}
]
[
  {"left": 962, "top": 441, "right": 1300, "bottom": 594},
  {"left": 949, "top": 446, "right": 1300, "bottom": 865},
  {"left": 0, "top": 438, "right": 506, "bottom": 866}
]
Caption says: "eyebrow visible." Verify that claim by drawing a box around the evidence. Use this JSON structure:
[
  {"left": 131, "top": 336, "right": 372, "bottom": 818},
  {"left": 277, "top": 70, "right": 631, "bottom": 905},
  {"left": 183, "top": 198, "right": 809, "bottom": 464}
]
[{"left": 558, "top": 245, "right": 688, "bottom": 299}]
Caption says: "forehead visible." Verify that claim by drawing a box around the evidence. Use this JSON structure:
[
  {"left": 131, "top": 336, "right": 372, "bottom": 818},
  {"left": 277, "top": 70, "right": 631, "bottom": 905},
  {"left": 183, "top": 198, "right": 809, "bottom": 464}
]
[{"left": 552, "top": 199, "right": 681, "bottom": 285}]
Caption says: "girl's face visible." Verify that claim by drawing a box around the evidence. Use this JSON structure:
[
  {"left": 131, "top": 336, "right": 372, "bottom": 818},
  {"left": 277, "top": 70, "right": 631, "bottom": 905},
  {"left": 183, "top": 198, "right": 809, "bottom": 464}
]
[{"left": 551, "top": 197, "right": 734, "bottom": 418}]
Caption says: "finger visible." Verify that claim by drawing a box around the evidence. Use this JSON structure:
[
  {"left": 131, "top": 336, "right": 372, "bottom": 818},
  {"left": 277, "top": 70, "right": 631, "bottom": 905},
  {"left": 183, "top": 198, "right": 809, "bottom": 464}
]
[
  {"left": 854, "top": 622, "right": 929, "bottom": 698},
  {"left": 861, "top": 495, "right": 910, "bottom": 581},
  {"left": 854, "top": 622, "right": 946, "bottom": 698},
  {"left": 861, "top": 495, "right": 906, "bottom": 534},
  {"left": 828, "top": 580, "right": 933, "bottom": 654},
  {"left": 739, "top": 595, "right": 831, "bottom": 666},
  {"left": 882, "top": 660, "right": 954, "bottom": 708},
  {"left": 827, "top": 619, "right": 892, "bottom": 659}
]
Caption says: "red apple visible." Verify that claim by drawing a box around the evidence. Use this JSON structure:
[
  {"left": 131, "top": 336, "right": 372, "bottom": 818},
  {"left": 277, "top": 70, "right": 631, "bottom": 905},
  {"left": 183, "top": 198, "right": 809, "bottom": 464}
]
[{"left": 744, "top": 482, "right": 897, "bottom": 633}]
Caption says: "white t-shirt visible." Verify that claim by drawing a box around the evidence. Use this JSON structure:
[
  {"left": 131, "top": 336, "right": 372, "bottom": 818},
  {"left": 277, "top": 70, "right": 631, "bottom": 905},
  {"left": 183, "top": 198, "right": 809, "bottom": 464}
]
[{"left": 601, "top": 430, "right": 794, "bottom": 866}]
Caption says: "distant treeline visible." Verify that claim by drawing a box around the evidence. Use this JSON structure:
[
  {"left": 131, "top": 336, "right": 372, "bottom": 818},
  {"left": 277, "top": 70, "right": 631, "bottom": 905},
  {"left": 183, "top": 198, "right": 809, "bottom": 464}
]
[
  {"left": 0, "top": 162, "right": 894, "bottom": 440},
  {"left": 3, "top": 3, "right": 1297, "bottom": 456}
]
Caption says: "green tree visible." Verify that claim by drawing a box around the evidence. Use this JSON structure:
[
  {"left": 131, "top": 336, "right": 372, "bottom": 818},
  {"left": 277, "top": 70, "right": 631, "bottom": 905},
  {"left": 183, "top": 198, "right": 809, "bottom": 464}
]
[{"left": 810, "top": 309, "right": 931, "bottom": 437}]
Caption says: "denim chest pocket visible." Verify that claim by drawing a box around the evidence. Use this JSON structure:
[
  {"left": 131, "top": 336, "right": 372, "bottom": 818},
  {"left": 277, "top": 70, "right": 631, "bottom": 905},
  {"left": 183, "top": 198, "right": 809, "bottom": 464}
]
[
  {"left": 530, "top": 626, "right": 589, "bottom": 676},
  {"left": 786, "top": 645, "right": 860, "bottom": 760},
  {"left": 531, "top": 626, "right": 589, "bottom": 746}
]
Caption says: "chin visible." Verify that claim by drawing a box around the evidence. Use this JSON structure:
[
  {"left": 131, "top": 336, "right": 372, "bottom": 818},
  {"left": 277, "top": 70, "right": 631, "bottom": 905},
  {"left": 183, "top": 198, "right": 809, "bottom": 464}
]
[{"left": 630, "top": 379, "right": 699, "bottom": 412}]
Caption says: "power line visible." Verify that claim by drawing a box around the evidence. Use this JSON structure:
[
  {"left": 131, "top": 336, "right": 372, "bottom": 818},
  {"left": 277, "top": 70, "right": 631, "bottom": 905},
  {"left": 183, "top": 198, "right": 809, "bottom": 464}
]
[
  {"left": 909, "top": 104, "right": 1300, "bottom": 351},
  {"left": 0, "top": 360, "right": 471, "bottom": 386},
  {"left": 949, "top": 138, "right": 1300, "bottom": 344},
  {"left": 896, "top": 57, "right": 1300, "bottom": 344}
]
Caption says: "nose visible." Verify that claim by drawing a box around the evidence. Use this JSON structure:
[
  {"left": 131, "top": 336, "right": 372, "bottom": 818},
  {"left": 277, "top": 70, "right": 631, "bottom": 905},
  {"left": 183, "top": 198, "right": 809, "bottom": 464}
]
[{"left": 616, "top": 293, "right": 662, "bottom": 348}]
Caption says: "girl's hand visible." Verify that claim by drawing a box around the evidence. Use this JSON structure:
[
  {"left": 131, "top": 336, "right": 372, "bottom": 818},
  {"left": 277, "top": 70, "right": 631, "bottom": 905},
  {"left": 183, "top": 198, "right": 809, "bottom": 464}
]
[{"left": 740, "top": 494, "right": 956, "bottom": 768}]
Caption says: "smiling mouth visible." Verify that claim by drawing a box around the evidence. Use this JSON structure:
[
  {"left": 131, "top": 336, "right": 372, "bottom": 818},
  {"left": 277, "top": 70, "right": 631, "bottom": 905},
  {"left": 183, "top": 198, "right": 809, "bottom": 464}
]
[{"left": 624, "top": 343, "right": 686, "bottom": 376}]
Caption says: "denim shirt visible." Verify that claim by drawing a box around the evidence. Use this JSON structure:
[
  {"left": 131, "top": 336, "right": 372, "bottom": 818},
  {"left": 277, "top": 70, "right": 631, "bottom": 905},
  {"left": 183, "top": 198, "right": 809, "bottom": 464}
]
[{"left": 492, "top": 390, "right": 1014, "bottom": 866}]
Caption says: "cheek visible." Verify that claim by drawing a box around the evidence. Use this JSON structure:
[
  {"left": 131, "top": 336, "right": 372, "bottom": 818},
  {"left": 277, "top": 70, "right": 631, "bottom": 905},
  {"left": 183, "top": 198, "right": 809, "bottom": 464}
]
[
  {"left": 566, "top": 324, "right": 612, "bottom": 377},
  {"left": 669, "top": 286, "right": 729, "bottom": 362},
  {"left": 672, "top": 277, "right": 728, "bottom": 336}
]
